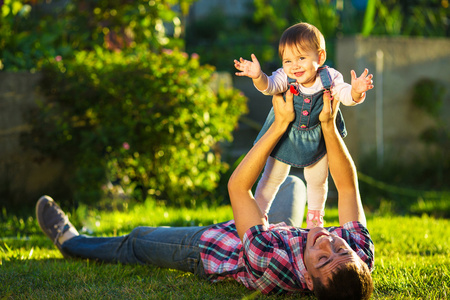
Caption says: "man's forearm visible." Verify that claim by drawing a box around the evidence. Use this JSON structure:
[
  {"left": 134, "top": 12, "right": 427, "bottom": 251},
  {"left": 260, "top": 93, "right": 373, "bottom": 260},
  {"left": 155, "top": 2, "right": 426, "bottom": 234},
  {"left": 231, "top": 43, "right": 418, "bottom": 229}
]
[
  {"left": 229, "top": 93, "right": 294, "bottom": 239},
  {"left": 321, "top": 122, "right": 357, "bottom": 189},
  {"left": 228, "top": 120, "right": 289, "bottom": 238},
  {"left": 230, "top": 121, "right": 287, "bottom": 192},
  {"left": 321, "top": 120, "right": 366, "bottom": 226}
]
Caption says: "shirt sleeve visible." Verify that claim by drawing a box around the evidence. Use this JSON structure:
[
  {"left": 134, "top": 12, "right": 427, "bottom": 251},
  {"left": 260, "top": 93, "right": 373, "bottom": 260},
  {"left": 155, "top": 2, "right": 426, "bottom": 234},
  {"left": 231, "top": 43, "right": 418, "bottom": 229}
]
[
  {"left": 341, "top": 221, "right": 375, "bottom": 271},
  {"left": 256, "top": 68, "right": 289, "bottom": 96},
  {"left": 329, "top": 68, "right": 365, "bottom": 106},
  {"left": 242, "top": 225, "right": 302, "bottom": 293}
]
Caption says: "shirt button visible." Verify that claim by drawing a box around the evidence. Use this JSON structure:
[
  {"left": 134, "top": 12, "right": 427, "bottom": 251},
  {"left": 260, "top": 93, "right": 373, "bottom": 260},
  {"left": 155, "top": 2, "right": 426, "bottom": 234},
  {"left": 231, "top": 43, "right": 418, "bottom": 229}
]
[
  {"left": 302, "top": 110, "right": 309, "bottom": 116},
  {"left": 304, "top": 98, "right": 311, "bottom": 103}
]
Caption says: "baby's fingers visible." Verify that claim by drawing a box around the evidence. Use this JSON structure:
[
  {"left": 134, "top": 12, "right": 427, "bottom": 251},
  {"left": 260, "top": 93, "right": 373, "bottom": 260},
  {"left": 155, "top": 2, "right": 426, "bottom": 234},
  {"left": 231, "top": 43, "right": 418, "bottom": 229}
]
[
  {"left": 359, "top": 68, "right": 369, "bottom": 78},
  {"left": 234, "top": 61, "right": 243, "bottom": 72},
  {"left": 351, "top": 70, "right": 357, "bottom": 81},
  {"left": 365, "top": 74, "right": 374, "bottom": 89},
  {"left": 251, "top": 54, "right": 259, "bottom": 63},
  {"left": 239, "top": 57, "right": 249, "bottom": 64}
]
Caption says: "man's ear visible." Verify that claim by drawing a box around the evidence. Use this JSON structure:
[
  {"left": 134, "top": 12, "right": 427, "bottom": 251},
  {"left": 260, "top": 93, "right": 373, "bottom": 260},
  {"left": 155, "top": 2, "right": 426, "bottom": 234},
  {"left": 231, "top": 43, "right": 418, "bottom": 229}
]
[
  {"left": 304, "top": 271, "right": 314, "bottom": 290},
  {"left": 318, "top": 50, "right": 327, "bottom": 66}
]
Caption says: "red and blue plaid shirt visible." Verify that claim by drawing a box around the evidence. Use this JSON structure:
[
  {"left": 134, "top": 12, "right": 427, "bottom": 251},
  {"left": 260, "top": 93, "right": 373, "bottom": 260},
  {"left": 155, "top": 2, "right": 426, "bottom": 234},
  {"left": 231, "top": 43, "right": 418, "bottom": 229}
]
[{"left": 199, "top": 220, "right": 374, "bottom": 295}]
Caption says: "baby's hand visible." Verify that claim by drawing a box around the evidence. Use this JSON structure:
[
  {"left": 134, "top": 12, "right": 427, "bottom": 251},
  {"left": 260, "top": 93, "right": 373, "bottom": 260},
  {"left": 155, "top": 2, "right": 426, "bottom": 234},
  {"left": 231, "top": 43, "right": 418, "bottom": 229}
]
[
  {"left": 234, "top": 54, "right": 262, "bottom": 79},
  {"left": 351, "top": 68, "right": 374, "bottom": 94}
]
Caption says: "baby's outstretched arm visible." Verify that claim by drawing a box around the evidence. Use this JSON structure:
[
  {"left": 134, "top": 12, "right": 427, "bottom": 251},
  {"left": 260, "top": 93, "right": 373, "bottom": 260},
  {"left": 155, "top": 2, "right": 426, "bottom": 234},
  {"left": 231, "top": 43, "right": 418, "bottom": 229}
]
[
  {"left": 234, "top": 53, "right": 262, "bottom": 79},
  {"left": 234, "top": 54, "right": 268, "bottom": 91},
  {"left": 350, "top": 68, "right": 374, "bottom": 103}
]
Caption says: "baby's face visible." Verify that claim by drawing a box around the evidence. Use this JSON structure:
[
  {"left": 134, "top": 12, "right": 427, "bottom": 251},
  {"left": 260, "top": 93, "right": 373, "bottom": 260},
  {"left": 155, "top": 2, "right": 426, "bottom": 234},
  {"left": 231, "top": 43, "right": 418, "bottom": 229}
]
[{"left": 282, "top": 45, "right": 322, "bottom": 88}]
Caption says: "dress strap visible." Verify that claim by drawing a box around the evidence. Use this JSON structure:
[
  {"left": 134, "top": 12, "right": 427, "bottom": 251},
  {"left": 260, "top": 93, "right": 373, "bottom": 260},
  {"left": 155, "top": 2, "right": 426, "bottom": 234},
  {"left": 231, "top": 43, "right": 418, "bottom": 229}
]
[{"left": 318, "top": 66, "right": 332, "bottom": 90}]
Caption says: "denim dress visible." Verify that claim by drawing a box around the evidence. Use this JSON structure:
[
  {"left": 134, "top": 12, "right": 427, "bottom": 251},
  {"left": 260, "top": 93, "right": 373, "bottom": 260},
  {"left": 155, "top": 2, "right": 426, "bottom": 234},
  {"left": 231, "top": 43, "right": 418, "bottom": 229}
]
[{"left": 254, "top": 66, "right": 347, "bottom": 168}]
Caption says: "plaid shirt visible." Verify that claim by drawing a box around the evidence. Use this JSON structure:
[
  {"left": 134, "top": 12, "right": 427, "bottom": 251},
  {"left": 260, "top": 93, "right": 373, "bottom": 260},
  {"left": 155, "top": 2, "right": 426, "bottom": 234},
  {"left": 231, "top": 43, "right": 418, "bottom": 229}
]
[{"left": 199, "top": 220, "right": 374, "bottom": 295}]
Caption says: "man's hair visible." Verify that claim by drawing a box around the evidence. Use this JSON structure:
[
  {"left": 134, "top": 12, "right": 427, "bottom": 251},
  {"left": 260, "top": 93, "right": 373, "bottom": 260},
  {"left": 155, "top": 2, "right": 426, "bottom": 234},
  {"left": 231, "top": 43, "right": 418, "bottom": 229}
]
[
  {"left": 278, "top": 22, "right": 326, "bottom": 59},
  {"left": 311, "top": 262, "right": 374, "bottom": 300}
]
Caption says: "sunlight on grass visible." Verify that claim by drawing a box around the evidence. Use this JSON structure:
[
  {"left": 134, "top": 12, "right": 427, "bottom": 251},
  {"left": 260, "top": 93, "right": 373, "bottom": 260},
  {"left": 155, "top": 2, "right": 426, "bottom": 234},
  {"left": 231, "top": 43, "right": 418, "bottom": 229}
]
[
  {"left": 1, "top": 199, "right": 449, "bottom": 299},
  {"left": 369, "top": 214, "right": 449, "bottom": 299},
  {"left": 369, "top": 215, "right": 449, "bottom": 256},
  {"left": 76, "top": 199, "right": 235, "bottom": 236}
]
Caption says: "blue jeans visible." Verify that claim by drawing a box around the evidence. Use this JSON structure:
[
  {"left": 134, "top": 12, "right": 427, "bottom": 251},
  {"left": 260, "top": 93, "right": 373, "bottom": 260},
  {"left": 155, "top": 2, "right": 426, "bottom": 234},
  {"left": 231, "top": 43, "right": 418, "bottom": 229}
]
[{"left": 62, "top": 175, "right": 307, "bottom": 276}]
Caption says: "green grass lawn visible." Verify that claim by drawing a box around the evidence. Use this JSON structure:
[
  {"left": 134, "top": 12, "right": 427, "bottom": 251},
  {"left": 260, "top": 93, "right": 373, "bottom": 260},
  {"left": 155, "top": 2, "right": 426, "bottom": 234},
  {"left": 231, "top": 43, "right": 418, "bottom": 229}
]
[{"left": 1, "top": 200, "right": 449, "bottom": 299}]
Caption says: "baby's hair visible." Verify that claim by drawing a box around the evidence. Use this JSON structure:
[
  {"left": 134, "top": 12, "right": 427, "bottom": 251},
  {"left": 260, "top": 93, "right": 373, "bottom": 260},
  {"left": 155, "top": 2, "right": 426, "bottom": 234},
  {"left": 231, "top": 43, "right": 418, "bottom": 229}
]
[{"left": 278, "top": 22, "right": 326, "bottom": 59}]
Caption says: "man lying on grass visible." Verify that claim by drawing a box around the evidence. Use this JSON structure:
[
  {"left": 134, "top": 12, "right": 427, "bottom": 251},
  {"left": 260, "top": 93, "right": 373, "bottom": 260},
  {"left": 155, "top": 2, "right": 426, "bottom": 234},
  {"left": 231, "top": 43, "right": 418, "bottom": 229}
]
[{"left": 36, "top": 90, "right": 374, "bottom": 300}]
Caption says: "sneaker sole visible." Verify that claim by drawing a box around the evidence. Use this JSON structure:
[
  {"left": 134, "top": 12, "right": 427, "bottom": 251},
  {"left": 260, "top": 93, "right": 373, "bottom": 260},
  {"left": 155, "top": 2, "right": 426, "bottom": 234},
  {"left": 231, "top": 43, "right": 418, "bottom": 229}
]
[{"left": 36, "top": 195, "right": 70, "bottom": 258}]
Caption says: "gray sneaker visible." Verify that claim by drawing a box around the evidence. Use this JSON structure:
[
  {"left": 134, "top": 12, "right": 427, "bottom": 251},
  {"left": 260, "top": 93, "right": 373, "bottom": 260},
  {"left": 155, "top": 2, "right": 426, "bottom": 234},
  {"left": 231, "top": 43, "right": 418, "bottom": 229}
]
[{"left": 36, "top": 195, "right": 77, "bottom": 258}]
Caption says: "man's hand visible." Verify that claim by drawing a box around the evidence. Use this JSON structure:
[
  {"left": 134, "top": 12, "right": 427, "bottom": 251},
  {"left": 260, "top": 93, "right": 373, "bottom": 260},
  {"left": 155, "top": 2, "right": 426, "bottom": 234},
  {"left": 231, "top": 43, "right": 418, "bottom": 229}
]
[
  {"left": 319, "top": 90, "right": 339, "bottom": 127},
  {"left": 273, "top": 91, "right": 295, "bottom": 129},
  {"left": 350, "top": 68, "right": 374, "bottom": 102},
  {"left": 234, "top": 54, "right": 262, "bottom": 79}
]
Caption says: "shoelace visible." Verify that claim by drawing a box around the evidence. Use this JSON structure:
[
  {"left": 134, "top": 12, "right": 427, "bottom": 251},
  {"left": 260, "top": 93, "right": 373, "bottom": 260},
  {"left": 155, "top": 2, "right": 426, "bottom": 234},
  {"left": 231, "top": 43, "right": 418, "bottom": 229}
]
[{"left": 53, "top": 216, "right": 69, "bottom": 245}]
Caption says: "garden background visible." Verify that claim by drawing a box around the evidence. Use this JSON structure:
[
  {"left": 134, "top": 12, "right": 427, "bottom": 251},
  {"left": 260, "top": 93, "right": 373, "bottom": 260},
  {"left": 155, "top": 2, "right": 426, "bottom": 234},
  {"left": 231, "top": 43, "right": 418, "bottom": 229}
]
[{"left": 1, "top": 0, "right": 449, "bottom": 299}]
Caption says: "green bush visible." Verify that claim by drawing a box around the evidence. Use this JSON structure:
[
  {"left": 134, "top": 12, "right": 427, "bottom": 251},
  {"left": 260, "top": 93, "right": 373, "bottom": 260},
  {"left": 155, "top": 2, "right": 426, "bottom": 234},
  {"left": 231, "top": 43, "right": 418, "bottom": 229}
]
[
  {"left": 0, "top": 0, "right": 70, "bottom": 71},
  {"left": 0, "top": 0, "right": 195, "bottom": 71},
  {"left": 27, "top": 46, "right": 247, "bottom": 206}
]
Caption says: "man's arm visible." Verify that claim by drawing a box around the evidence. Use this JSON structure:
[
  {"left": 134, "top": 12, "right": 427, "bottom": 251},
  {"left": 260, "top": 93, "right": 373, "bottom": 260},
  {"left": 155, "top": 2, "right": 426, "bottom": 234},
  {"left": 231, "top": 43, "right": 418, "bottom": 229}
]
[
  {"left": 319, "top": 91, "right": 366, "bottom": 226},
  {"left": 228, "top": 92, "right": 295, "bottom": 240}
]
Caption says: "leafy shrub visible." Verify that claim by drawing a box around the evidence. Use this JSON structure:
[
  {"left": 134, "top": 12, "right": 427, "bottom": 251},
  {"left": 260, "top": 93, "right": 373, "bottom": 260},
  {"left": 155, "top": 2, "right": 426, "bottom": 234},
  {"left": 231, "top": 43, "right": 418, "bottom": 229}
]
[
  {"left": 0, "top": 0, "right": 195, "bottom": 71},
  {"left": 0, "top": 0, "right": 70, "bottom": 71},
  {"left": 27, "top": 46, "right": 247, "bottom": 206}
]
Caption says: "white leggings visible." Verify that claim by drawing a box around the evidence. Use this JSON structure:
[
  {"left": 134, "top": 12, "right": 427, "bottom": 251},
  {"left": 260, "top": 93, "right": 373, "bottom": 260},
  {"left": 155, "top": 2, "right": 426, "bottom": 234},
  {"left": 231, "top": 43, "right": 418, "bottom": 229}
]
[{"left": 255, "top": 155, "right": 329, "bottom": 214}]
